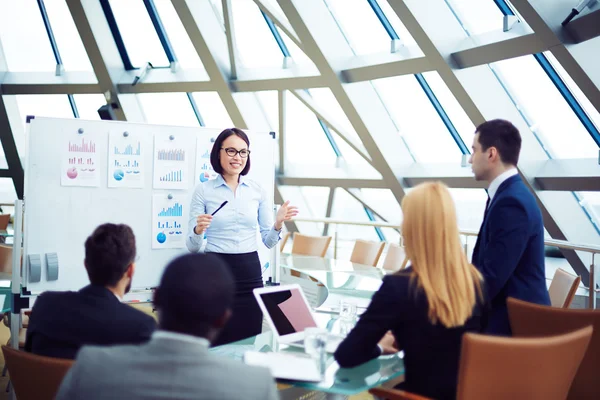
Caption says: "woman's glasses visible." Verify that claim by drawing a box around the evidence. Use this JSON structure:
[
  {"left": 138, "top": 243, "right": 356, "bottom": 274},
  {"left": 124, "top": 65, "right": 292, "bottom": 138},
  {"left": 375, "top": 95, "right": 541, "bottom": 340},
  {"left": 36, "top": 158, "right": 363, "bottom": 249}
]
[{"left": 222, "top": 147, "right": 250, "bottom": 158}]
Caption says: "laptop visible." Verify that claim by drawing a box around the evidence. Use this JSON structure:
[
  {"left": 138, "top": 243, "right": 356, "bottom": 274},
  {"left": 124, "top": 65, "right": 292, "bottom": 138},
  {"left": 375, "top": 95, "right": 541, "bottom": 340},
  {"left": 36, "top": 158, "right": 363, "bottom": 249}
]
[{"left": 253, "top": 284, "right": 344, "bottom": 353}]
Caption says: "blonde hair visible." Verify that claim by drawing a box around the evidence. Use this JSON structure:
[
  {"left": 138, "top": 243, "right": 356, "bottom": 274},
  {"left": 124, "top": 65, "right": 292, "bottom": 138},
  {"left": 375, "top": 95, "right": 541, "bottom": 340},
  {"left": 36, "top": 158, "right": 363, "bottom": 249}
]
[{"left": 401, "top": 182, "right": 483, "bottom": 327}]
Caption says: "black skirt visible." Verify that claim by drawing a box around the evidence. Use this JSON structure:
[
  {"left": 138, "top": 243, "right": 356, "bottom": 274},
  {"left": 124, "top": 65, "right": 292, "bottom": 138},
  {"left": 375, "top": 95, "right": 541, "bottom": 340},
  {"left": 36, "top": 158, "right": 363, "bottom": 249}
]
[{"left": 211, "top": 251, "right": 264, "bottom": 346}]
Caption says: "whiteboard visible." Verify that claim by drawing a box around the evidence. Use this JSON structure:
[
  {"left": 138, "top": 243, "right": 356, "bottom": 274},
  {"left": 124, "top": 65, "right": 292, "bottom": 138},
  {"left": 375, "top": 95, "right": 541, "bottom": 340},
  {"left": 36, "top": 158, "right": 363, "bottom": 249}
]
[{"left": 24, "top": 117, "right": 275, "bottom": 292}]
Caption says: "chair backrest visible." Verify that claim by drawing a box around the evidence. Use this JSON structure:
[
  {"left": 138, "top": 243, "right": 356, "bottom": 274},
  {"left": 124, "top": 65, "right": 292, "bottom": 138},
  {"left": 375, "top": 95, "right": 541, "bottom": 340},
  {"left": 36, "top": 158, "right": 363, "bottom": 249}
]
[
  {"left": 548, "top": 268, "right": 581, "bottom": 308},
  {"left": 2, "top": 345, "right": 74, "bottom": 400},
  {"left": 291, "top": 233, "right": 332, "bottom": 257},
  {"left": 280, "top": 231, "right": 291, "bottom": 252},
  {"left": 0, "top": 214, "right": 9, "bottom": 230},
  {"left": 456, "top": 326, "right": 593, "bottom": 400},
  {"left": 0, "top": 244, "right": 12, "bottom": 273},
  {"left": 382, "top": 243, "right": 407, "bottom": 271},
  {"left": 350, "top": 239, "right": 385, "bottom": 267},
  {"left": 508, "top": 297, "right": 600, "bottom": 399}
]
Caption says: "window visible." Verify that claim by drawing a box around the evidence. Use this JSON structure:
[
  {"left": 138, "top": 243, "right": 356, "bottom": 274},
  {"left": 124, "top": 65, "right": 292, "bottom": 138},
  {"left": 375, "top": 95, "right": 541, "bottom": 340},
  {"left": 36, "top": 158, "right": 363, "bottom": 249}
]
[
  {"left": 190, "top": 92, "right": 233, "bottom": 128},
  {"left": 73, "top": 94, "right": 109, "bottom": 121},
  {"left": 108, "top": 0, "right": 169, "bottom": 68},
  {"left": 492, "top": 55, "right": 598, "bottom": 159},
  {"left": 137, "top": 93, "right": 199, "bottom": 127},
  {"left": 373, "top": 75, "right": 464, "bottom": 163},
  {"left": 0, "top": 0, "right": 55, "bottom": 71},
  {"left": 43, "top": 0, "right": 93, "bottom": 71},
  {"left": 445, "top": 0, "right": 505, "bottom": 35},
  {"left": 324, "top": 0, "right": 391, "bottom": 55},
  {"left": 153, "top": 0, "right": 207, "bottom": 71},
  {"left": 374, "top": 0, "right": 417, "bottom": 46}
]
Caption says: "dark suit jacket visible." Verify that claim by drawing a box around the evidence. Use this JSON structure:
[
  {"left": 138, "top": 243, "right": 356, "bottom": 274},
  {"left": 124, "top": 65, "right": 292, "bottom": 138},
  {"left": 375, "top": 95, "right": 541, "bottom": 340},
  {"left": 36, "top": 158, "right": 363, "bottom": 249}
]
[
  {"left": 334, "top": 270, "right": 487, "bottom": 400},
  {"left": 25, "top": 285, "right": 156, "bottom": 359},
  {"left": 472, "top": 174, "right": 550, "bottom": 335}
]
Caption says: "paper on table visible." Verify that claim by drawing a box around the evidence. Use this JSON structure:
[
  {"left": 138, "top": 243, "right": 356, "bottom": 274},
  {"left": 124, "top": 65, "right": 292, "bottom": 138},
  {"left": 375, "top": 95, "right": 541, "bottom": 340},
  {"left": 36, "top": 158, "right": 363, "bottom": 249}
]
[{"left": 243, "top": 351, "right": 321, "bottom": 382}]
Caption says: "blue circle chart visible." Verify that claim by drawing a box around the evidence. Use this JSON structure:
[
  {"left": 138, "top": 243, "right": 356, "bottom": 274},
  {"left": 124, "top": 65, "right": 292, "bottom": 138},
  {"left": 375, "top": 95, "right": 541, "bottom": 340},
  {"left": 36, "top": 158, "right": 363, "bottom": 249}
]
[
  {"left": 156, "top": 232, "right": 167, "bottom": 244},
  {"left": 113, "top": 169, "right": 125, "bottom": 181}
]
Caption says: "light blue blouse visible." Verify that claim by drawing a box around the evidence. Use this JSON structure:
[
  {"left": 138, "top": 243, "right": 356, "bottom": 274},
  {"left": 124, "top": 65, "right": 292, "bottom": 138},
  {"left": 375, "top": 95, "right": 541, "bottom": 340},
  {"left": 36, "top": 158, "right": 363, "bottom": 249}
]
[{"left": 186, "top": 174, "right": 280, "bottom": 254}]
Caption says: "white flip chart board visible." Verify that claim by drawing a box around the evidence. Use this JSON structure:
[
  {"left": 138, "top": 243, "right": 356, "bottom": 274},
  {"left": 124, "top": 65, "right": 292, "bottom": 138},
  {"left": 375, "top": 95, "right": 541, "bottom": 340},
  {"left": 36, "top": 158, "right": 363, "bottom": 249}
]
[{"left": 24, "top": 117, "right": 275, "bottom": 292}]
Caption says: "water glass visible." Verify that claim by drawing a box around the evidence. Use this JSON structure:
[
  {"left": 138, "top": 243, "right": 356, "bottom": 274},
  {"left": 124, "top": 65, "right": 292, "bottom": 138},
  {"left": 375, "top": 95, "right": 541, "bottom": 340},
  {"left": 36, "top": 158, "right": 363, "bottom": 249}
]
[
  {"left": 304, "top": 327, "right": 327, "bottom": 375},
  {"left": 339, "top": 300, "right": 357, "bottom": 322}
]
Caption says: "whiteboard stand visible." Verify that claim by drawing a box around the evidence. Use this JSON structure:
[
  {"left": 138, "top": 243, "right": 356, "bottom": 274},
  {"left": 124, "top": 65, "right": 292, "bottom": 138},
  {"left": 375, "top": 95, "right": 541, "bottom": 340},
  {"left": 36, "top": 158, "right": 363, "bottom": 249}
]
[
  {"left": 268, "top": 205, "right": 281, "bottom": 286},
  {"left": 9, "top": 200, "right": 25, "bottom": 400}
]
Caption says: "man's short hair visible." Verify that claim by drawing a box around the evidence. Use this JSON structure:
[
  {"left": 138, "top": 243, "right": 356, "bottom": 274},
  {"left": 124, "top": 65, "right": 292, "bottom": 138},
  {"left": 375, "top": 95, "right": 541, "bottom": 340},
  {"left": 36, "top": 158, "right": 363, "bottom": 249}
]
[
  {"left": 154, "top": 253, "right": 235, "bottom": 333},
  {"left": 475, "top": 119, "right": 522, "bottom": 166},
  {"left": 84, "top": 224, "right": 136, "bottom": 287}
]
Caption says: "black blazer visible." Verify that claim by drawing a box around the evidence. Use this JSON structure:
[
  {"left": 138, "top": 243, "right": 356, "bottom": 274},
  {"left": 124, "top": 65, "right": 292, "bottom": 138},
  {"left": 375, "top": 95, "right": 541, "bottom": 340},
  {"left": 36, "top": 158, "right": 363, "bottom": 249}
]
[
  {"left": 25, "top": 285, "right": 156, "bottom": 359},
  {"left": 334, "top": 270, "right": 486, "bottom": 400},
  {"left": 472, "top": 175, "right": 550, "bottom": 335}
]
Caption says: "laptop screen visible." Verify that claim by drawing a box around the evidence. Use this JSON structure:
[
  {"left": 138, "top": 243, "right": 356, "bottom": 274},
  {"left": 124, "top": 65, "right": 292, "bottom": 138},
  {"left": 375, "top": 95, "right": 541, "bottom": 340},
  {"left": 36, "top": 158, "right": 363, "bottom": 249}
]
[{"left": 258, "top": 288, "right": 317, "bottom": 336}]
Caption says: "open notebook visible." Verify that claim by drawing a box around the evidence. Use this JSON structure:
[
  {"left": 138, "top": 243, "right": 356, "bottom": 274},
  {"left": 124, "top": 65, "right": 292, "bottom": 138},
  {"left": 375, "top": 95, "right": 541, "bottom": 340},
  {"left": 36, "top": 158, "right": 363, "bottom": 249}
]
[{"left": 244, "top": 351, "right": 322, "bottom": 382}]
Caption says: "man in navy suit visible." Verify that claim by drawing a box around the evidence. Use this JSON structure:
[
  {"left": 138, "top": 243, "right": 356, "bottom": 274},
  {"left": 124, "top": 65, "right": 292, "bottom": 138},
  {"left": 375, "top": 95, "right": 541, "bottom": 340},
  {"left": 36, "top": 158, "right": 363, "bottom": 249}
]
[
  {"left": 25, "top": 223, "right": 156, "bottom": 359},
  {"left": 470, "top": 119, "right": 550, "bottom": 335}
]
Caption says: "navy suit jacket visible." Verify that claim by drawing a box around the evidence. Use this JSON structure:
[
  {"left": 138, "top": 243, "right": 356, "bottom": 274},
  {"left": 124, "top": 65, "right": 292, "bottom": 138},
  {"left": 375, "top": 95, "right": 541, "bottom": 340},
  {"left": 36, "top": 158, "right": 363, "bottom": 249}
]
[
  {"left": 25, "top": 285, "right": 156, "bottom": 359},
  {"left": 472, "top": 174, "right": 550, "bottom": 335},
  {"left": 334, "top": 270, "right": 487, "bottom": 400}
]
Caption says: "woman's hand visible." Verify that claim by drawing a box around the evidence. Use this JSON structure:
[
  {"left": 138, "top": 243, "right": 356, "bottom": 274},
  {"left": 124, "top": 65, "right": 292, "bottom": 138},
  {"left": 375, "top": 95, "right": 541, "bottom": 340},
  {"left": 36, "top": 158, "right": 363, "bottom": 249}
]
[
  {"left": 194, "top": 214, "right": 213, "bottom": 235},
  {"left": 275, "top": 200, "right": 299, "bottom": 230},
  {"left": 378, "top": 331, "right": 399, "bottom": 355}
]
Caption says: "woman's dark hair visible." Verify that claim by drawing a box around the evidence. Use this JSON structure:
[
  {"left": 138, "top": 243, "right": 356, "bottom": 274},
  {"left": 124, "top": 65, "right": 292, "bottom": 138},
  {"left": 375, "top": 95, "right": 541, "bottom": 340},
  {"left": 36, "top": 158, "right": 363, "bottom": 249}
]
[
  {"left": 84, "top": 223, "right": 136, "bottom": 287},
  {"left": 210, "top": 128, "right": 251, "bottom": 176}
]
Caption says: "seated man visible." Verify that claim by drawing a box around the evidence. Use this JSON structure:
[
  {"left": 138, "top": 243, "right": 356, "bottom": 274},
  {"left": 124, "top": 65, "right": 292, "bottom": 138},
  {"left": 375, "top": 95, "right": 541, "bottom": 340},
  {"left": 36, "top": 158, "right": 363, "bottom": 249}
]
[
  {"left": 25, "top": 223, "right": 156, "bottom": 359},
  {"left": 56, "top": 253, "right": 279, "bottom": 400}
]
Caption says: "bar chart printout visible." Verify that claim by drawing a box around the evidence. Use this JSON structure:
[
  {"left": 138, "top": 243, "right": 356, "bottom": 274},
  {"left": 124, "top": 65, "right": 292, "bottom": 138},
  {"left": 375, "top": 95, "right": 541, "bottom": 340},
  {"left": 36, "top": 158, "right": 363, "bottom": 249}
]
[
  {"left": 152, "top": 195, "right": 187, "bottom": 249},
  {"left": 195, "top": 136, "right": 218, "bottom": 183},
  {"left": 61, "top": 133, "right": 101, "bottom": 187},
  {"left": 108, "top": 130, "right": 145, "bottom": 188},
  {"left": 153, "top": 133, "right": 195, "bottom": 190}
]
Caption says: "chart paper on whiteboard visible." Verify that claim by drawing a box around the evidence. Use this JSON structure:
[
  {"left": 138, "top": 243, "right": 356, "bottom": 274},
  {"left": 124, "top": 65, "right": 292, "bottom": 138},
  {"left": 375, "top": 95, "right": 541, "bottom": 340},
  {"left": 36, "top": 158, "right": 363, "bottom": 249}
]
[
  {"left": 153, "top": 133, "right": 195, "bottom": 190},
  {"left": 108, "top": 130, "right": 145, "bottom": 188},
  {"left": 152, "top": 193, "right": 188, "bottom": 249},
  {"left": 61, "top": 133, "right": 100, "bottom": 187}
]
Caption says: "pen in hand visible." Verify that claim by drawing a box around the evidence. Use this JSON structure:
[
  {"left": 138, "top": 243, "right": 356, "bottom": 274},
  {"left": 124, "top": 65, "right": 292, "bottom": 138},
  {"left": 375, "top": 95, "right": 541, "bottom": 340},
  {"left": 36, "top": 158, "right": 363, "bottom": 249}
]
[{"left": 211, "top": 200, "right": 228, "bottom": 216}]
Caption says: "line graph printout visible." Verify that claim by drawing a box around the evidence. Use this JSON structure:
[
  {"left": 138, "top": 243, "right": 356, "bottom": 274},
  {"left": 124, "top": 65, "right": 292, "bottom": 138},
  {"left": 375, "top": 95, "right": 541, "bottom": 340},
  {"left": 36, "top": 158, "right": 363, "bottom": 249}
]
[
  {"left": 152, "top": 194, "right": 187, "bottom": 249},
  {"left": 108, "top": 131, "right": 145, "bottom": 188},
  {"left": 153, "top": 133, "right": 195, "bottom": 190},
  {"left": 61, "top": 133, "right": 100, "bottom": 187}
]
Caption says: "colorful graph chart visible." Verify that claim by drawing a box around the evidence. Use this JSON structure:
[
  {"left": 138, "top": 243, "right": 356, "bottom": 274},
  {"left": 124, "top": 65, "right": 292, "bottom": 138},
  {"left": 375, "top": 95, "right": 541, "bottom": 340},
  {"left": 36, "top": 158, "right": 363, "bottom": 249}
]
[
  {"left": 159, "top": 170, "right": 183, "bottom": 182},
  {"left": 114, "top": 142, "right": 141, "bottom": 156},
  {"left": 201, "top": 150, "right": 210, "bottom": 158},
  {"left": 114, "top": 160, "right": 139, "bottom": 167},
  {"left": 69, "top": 138, "right": 96, "bottom": 153},
  {"left": 157, "top": 221, "right": 182, "bottom": 229},
  {"left": 157, "top": 149, "right": 185, "bottom": 161},
  {"left": 157, "top": 203, "right": 183, "bottom": 217},
  {"left": 68, "top": 157, "right": 94, "bottom": 165}
]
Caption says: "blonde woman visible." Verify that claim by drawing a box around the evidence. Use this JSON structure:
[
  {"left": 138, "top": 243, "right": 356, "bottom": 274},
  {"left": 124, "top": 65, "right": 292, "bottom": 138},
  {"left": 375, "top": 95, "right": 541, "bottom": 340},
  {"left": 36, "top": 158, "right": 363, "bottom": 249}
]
[{"left": 334, "top": 182, "right": 487, "bottom": 400}]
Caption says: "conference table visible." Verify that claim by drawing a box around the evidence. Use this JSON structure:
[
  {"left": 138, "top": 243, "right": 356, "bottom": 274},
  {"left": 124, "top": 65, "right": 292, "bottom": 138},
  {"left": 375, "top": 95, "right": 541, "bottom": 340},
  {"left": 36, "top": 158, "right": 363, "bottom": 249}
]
[{"left": 210, "top": 254, "right": 404, "bottom": 396}]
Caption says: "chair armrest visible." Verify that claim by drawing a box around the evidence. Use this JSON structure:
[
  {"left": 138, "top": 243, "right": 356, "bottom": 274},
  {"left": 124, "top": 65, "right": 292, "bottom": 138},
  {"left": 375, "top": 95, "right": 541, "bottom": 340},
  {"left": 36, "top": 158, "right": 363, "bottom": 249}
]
[{"left": 369, "top": 387, "right": 432, "bottom": 400}]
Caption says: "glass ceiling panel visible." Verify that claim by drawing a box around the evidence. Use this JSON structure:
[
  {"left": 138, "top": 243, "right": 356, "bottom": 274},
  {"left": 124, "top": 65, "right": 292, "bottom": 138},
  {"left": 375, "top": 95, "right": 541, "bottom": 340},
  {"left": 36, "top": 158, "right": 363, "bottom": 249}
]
[
  {"left": 154, "top": 0, "right": 207, "bottom": 71},
  {"left": 231, "top": 0, "right": 284, "bottom": 68},
  {"left": 108, "top": 0, "right": 169, "bottom": 68},
  {"left": 445, "top": 0, "right": 505, "bottom": 35},
  {"left": 422, "top": 71, "right": 476, "bottom": 151},
  {"left": 256, "top": 91, "right": 337, "bottom": 166},
  {"left": 375, "top": 0, "right": 417, "bottom": 46},
  {"left": 73, "top": 94, "right": 108, "bottom": 121},
  {"left": 545, "top": 52, "right": 600, "bottom": 137},
  {"left": 0, "top": 0, "right": 56, "bottom": 71},
  {"left": 44, "top": 0, "right": 93, "bottom": 71},
  {"left": 372, "top": 75, "right": 464, "bottom": 163},
  {"left": 324, "top": 0, "right": 391, "bottom": 55},
  {"left": 331, "top": 188, "right": 382, "bottom": 250},
  {"left": 578, "top": 192, "right": 600, "bottom": 233},
  {"left": 137, "top": 93, "right": 198, "bottom": 127},
  {"left": 190, "top": 92, "right": 234, "bottom": 128},
  {"left": 492, "top": 55, "right": 598, "bottom": 159}
]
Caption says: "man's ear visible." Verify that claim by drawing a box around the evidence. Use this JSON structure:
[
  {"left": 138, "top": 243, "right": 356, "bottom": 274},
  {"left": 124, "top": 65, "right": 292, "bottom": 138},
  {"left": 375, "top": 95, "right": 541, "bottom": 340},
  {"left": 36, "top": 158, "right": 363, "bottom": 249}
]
[
  {"left": 213, "top": 309, "right": 232, "bottom": 329},
  {"left": 487, "top": 146, "right": 498, "bottom": 162},
  {"left": 126, "top": 263, "right": 135, "bottom": 279}
]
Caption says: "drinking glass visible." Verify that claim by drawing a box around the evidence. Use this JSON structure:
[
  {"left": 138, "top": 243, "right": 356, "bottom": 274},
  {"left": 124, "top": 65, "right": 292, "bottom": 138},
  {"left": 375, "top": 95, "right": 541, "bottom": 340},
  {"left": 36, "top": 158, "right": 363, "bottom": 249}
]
[{"left": 339, "top": 299, "right": 357, "bottom": 322}]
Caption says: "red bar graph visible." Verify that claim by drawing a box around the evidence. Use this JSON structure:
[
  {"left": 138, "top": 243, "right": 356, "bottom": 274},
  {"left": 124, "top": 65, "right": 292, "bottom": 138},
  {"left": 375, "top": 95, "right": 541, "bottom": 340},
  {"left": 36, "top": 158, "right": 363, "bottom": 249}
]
[{"left": 69, "top": 138, "right": 96, "bottom": 153}]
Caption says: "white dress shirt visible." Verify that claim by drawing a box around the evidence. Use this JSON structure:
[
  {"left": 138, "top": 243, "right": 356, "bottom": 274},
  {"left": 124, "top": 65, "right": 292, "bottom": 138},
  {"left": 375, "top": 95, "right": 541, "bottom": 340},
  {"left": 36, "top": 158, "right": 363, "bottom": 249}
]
[
  {"left": 488, "top": 168, "right": 518, "bottom": 201},
  {"left": 186, "top": 174, "right": 280, "bottom": 254}
]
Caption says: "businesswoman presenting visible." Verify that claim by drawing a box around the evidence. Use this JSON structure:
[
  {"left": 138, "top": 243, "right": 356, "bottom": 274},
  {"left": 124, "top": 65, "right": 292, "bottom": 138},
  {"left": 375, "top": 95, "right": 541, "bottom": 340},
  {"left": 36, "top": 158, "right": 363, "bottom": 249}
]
[{"left": 187, "top": 128, "right": 298, "bottom": 345}]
